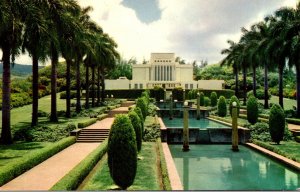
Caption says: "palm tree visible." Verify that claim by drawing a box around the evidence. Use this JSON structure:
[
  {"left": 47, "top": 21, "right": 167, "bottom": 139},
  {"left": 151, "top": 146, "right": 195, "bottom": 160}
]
[
  {"left": 0, "top": 0, "right": 24, "bottom": 144},
  {"left": 221, "top": 40, "right": 241, "bottom": 97},
  {"left": 22, "top": 2, "right": 49, "bottom": 126},
  {"left": 43, "top": 0, "right": 81, "bottom": 122}
]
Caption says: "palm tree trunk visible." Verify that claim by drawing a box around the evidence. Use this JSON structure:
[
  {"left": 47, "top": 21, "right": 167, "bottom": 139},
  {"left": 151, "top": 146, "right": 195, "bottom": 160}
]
[
  {"left": 278, "top": 64, "right": 284, "bottom": 109},
  {"left": 76, "top": 56, "right": 81, "bottom": 113},
  {"left": 92, "top": 65, "right": 95, "bottom": 107},
  {"left": 50, "top": 44, "right": 58, "bottom": 122},
  {"left": 97, "top": 66, "right": 101, "bottom": 106},
  {"left": 101, "top": 66, "right": 105, "bottom": 103},
  {"left": 31, "top": 55, "right": 39, "bottom": 126},
  {"left": 85, "top": 65, "right": 90, "bottom": 109},
  {"left": 252, "top": 65, "right": 256, "bottom": 97},
  {"left": 1, "top": 45, "right": 13, "bottom": 144},
  {"left": 264, "top": 63, "right": 269, "bottom": 109},
  {"left": 296, "top": 65, "right": 300, "bottom": 118},
  {"left": 65, "top": 59, "right": 72, "bottom": 118},
  {"left": 243, "top": 66, "right": 247, "bottom": 105}
]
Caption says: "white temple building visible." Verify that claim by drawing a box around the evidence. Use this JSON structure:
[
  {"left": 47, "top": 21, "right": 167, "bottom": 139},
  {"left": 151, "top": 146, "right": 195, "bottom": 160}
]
[{"left": 105, "top": 53, "right": 224, "bottom": 90}]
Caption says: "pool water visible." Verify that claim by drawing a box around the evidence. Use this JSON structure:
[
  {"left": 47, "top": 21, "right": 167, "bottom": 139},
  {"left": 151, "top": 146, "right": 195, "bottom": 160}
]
[
  {"left": 169, "top": 144, "right": 300, "bottom": 190},
  {"left": 162, "top": 117, "right": 230, "bottom": 129}
]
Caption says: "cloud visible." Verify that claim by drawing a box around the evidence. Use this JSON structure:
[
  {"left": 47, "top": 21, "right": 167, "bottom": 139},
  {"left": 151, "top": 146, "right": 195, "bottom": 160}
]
[{"left": 9, "top": 0, "right": 298, "bottom": 65}]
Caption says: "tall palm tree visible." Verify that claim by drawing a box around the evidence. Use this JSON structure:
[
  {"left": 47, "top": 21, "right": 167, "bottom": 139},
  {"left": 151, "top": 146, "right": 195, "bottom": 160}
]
[
  {"left": 0, "top": 0, "right": 24, "bottom": 144},
  {"left": 221, "top": 40, "right": 241, "bottom": 97},
  {"left": 22, "top": 2, "right": 49, "bottom": 126}
]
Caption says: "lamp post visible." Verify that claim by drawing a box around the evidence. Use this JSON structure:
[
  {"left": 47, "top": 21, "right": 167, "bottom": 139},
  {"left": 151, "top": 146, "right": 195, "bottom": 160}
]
[
  {"left": 183, "top": 101, "right": 190, "bottom": 151},
  {"left": 232, "top": 101, "right": 239, "bottom": 151},
  {"left": 183, "top": 89, "right": 185, "bottom": 102},
  {"left": 164, "top": 89, "right": 166, "bottom": 108},
  {"left": 196, "top": 92, "right": 200, "bottom": 120},
  {"left": 169, "top": 93, "right": 173, "bottom": 120}
]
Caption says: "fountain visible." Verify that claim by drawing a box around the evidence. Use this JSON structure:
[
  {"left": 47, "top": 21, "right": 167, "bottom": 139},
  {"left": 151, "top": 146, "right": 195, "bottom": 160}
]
[{"left": 196, "top": 92, "right": 200, "bottom": 120}]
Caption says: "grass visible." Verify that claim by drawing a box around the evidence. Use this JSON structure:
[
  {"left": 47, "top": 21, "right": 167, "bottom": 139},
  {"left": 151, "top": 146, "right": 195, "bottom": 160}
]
[
  {"left": 258, "top": 95, "right": 296, "bottom": 110},
  {"left": 80, "top": 142, "right": 161, "bottom": 190},
  {"left": 0, "top": 142, "right": 51, "bottom": 168},
  {"left": 0, "top": 137, "right": 76, "bottom": 186},
  {"left": 253, "top": 140, "right": 300, "bottom": 163}
]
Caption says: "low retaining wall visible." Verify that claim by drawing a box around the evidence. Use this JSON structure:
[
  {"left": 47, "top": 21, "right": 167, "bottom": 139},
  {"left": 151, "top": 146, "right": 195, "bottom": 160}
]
[{"left": 161, "top": 128, "right": 250, "bottom": 144}]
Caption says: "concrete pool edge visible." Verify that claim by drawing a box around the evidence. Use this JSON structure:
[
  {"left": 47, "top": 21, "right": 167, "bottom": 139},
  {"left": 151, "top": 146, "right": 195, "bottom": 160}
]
[
  {"left": 246, "top": 142, "right": 300, "bottom": 171},
  {"left": 161, "top": 143, "right": 183, "bottom": 190}
]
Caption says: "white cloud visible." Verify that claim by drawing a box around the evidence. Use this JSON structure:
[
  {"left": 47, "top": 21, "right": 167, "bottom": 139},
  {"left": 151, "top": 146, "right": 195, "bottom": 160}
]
[{"left": 11, "top": 0, "right": 298, "bottom": 65}]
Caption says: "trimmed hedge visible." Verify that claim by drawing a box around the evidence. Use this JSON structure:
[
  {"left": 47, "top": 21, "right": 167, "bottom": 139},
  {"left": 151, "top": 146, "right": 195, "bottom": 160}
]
[
  {"left": 77, "top": 118, "right": 97, "bottom": 128},
  {"left": 128, "top": 111, "right": 143, "bottom": 152},
  {"left": 172, "top": 87, "right": 183, "bottom": 101},
  {"left": 108, "top": 115, "right": 137, "bottom": 189},
  {"left": 247, "top": 96, "right": 258, "bottom": 124},
  {"left": 295, "top": 136, "right": 300, "bottom": 143},
  {"left": 0, "top": 137, "right": 76, "bottom": 186},
  {"left": 199, "top": 92, "right": 205, "bottom": 106},
  {"left": 217, "top": 96, "right": 227, "bottom": 117},
  {"left": 210, "top": 91, "right": 218, "bottom": 107},
  {"left": 97, "top": 114, "right": 108, "bottom": 121},
  {"left": 269, "top": 104, "right": 285, "bottom": 144},
  {"left": 105, "top": 89, "right": 144, "bottom": 99},
  {"left": 286, "top": 118, "right": 300, "bottom": 125},
  {"left": 156, "top": 138, "right": 172, "bottom": 190},
  {"left": 51, "top": 139, "right": 108, "bottom": 190}
]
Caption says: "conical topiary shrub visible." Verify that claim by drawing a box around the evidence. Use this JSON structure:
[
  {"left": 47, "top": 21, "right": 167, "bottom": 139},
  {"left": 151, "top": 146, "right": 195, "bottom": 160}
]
[
  {"left": 136, "top": 97, "right": 148, "bottom": 119},
  {"left": 128, "top": 111, "right": 142, "bottom": 152},
  {"left": 217, "top": 96, "right": 227, "bottom": 117},
  {"left": 247, "top": 96, "right": 258, "bottom": 124},
  {"left": 108, "top": 114, "right": 137, "bottom": 189},
  {"left": 134, "top": 107, "right": 144, "bottom": 134},
  {"left": 210, "top": 91, "right": 218, "bottom": 107},
  {"left": 269, "top": 104, "right": 285, "bottom": 144},
  {"left": 199, "top": 92, "right": 205, "bottom": 106}
]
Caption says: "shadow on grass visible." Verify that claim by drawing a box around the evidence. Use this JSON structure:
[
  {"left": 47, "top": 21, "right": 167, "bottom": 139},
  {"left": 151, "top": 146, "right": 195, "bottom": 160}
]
[{"left": 0, "top": 142, "right": 46, "bottom": 151}]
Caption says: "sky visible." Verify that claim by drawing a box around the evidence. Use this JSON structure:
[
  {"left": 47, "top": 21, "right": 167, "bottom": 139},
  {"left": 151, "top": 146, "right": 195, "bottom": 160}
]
[{"left": 7, "top": 0, "right": 299, "bottom": 65}]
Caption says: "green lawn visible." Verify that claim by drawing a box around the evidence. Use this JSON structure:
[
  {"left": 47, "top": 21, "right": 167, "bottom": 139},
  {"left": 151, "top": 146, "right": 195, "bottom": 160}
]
[
  {"left": 258, "top": 96, "right": 296, "bottom": 110},
  {"left": 80, "top": 142, "right": 161, "bottom": 190},
  {"left": 0, "top": 93, "right": 67, "bottom": 128},
  {"left": 0, "top": 141, "right": 51, "bottom": 168}
]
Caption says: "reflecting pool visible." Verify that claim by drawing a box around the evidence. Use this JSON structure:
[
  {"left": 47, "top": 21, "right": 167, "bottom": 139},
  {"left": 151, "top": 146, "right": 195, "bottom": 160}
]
[
  {"left": 169, "top": 144, "right": 300, "bottom": 190},
  {"left": 162, "top": 117, "right": 230, "bottom": 129}
]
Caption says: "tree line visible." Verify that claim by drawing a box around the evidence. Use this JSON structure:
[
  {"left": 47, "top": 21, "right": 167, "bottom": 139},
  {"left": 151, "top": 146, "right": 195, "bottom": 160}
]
[
  {"left": 221, "top": 2, "right": 300, "bottom": 117},
  {"left": 0, "top": 0, "right": 119, "bottom": 144}
]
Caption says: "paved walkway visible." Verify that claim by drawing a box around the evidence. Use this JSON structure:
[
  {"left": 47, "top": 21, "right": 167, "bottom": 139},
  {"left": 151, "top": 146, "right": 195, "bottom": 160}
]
[
  {"left": 288, "top": 123, "right": 300, "bottom": 131},
  {"left": 0, "top": 143, "right": 100, "bottom": 190},
  {"left": 85, "top": 117, "right": 115, "bottom": 130}
]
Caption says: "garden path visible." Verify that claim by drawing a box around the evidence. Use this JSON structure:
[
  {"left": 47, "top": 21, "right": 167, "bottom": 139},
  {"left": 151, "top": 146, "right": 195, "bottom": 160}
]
[{"left": 0, "top": 143, "right": 100, "bottom": 190}]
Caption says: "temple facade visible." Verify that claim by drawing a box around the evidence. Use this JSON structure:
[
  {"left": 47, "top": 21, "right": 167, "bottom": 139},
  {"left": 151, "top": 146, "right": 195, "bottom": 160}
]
[{"left": 105, "top": 53, "right": 224, "bottom": 90}]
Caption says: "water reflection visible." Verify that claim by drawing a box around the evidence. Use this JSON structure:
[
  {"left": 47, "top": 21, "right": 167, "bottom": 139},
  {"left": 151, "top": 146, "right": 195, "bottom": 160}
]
[{"left": 169, "top": 145, "right": 300, "bottom": 190}]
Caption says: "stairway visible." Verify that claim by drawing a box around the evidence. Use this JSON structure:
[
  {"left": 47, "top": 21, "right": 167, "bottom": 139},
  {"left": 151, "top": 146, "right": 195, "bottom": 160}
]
[{"left": 76, "top": 129, "right": 110, "bottom": 143}]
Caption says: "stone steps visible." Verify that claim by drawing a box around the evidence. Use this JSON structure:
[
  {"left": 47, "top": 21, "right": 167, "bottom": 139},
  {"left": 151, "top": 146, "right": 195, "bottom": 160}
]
[{"left": 77, "top": 129, "right": 110, "bottom": 143}]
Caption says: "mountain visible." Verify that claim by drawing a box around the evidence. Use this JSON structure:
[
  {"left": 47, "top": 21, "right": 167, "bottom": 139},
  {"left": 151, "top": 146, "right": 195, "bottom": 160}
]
[{"left": 0, "top": 63, "right": 44, "bottom": 77}]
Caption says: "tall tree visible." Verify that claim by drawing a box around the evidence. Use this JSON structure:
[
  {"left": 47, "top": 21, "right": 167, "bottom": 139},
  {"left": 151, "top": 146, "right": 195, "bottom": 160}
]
[{"left": 0, "top": 0, "right": 24, "bottom": 144}]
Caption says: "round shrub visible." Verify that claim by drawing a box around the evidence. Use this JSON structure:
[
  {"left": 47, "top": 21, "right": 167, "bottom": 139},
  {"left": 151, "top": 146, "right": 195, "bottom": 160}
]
[
  {"left": 128, "top": 111, "right": 142, "bottom": 152},
  {"left": 210, "top": 91, "right": 218, "bottom": 107},
  {"left": 204, "top": 97, "right": 211, "bottom": 107},
  {"left": 247, "top": 96, "right": 258, "bottom": 124},
  {"left": 136, "top": 97, "right": 148, "bottom": 119},
  {"left": 249, "top": 122, "right": 271, "bottom": 142},
  {"left": 217, "top": 96, "right": 227, "bottom": 117},
  {"left": 229, "top": 95, "right": 240, "bottom": 117},
  {"left": 108, "top": 115, "right": 137, "bottom": 189},
  {"left": 269, "top": 104, "right": 285, "bottom": 144},
  {"left": 199, "top": 92, "right": 205, "bottom": 106}
]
